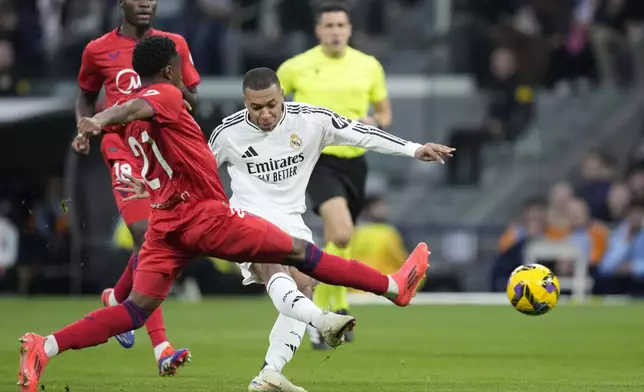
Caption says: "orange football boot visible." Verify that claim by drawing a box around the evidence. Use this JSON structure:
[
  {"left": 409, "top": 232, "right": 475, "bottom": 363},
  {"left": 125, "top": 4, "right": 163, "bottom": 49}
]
[
  {"left": 389, "top": 243, "right": 430, "bottom": 306},
  {"left": 158, "top": 346, "right": 191, "bottom": 376},
  {"left": 17, "top": 333, "right": 50, "bottom": 392}
]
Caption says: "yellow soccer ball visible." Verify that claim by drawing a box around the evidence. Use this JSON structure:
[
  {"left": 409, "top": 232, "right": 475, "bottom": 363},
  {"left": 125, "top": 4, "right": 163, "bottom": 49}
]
[{"left": 506, "top": 264, "right": 560, "bottom": 316}]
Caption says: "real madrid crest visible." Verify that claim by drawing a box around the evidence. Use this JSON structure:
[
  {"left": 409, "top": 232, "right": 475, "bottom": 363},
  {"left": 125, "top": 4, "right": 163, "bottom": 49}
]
[{"left": 290, "top": 133, "right": 302, "bottom": 149}]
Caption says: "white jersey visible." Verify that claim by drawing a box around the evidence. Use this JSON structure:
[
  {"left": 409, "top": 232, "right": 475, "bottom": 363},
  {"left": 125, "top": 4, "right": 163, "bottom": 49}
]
[{"left": 208, "top": 102, "right": 422, "bottom": 216}]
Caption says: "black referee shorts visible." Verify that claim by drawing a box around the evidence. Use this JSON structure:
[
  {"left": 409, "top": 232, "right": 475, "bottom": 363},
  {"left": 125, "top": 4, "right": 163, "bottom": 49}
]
[{"left": 307, "top": 154, "right": 368, "bottom": 223}]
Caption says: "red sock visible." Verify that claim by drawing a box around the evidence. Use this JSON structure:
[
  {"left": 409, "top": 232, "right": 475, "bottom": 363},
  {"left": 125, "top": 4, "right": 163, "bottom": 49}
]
[
  {"left": 113, "top": 253, "right": 137, "bottom": 303},
  {"left": 146, "top": 306, "right": 168, "bottom": 348},
  {"left": 53, "top": 301, "right": 147, "bottom": 353},
  {"left": 301, "top": 243, "right": 388, "bottom": 295}
]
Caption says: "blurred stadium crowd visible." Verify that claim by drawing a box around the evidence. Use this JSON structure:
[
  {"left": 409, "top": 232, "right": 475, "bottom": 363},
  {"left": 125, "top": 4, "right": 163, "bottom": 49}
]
[
  {"left": 1, "top": 0, "right": 644, "bottom": 298},
  {"left": 493, "top": 148, "right": 644, "bottom": 297}
]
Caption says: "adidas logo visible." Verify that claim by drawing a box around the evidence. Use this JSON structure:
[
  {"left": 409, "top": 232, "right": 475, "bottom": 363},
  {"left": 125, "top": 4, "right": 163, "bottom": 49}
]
[{"left": 241, "top": 146, "right": 259, "bottom": 158}]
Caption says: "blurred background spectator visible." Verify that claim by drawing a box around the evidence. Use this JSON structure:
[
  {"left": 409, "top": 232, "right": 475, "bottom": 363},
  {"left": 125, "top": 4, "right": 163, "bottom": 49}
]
[
  {"left": 492, "top": 196, "right": 548, "bottom": 291},
  {"left": 594, "top": 198, "right": 644, "bottom": 296},
  {"left": 446, "top": 46, "right": 534, "bottom": 185}
]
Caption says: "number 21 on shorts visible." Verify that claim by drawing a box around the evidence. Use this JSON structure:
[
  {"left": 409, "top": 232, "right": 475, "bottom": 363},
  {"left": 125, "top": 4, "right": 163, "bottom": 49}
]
[{"left": 128, "top": 131, "right": 173, "bottom": 190}]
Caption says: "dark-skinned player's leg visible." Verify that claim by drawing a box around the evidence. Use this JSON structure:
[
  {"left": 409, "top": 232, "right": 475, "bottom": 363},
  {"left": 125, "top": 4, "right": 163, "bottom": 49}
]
[
  {"left": 102, "top": 157, "right": 189, "bottom": 375},
  {"left": 197, "top": 202, "right": 429, "bottom": 307},
  {"left": 18, "top": 237, "right": 190, "bottom": 391}
]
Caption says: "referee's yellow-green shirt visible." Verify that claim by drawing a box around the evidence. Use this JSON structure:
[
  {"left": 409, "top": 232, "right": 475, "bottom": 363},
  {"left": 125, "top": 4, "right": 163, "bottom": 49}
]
[{"left": 277, "top": 45, "right": 388, "bottom": 158}]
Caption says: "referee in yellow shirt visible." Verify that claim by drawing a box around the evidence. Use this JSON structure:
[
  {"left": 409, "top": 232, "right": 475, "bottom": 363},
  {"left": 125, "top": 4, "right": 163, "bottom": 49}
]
[{"left": 277, "top": 1, "right": 392, "bottom": 349}]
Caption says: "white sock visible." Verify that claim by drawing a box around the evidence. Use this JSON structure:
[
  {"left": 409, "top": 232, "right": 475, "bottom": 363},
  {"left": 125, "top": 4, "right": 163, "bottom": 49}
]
[
  {"left": 263, "top": 314, "right": 306, "bottom": 373},
  {"left": 108, "top": 290, "right": 119, "bottom": 306},
  {"left": 386, "top": 276, "right": 399, "bottom": 296},
  {"left": 44, "top": 335, "right": 59, "bottom": 358},
  {"left": 306, "top": 323, "right": 321, "bottom": 344},
  {"left": 266, "top": 273, "right": 325, "bottom": 329},
  {"left": 154, "top": 341, "right": 170, "bottom": 360}
]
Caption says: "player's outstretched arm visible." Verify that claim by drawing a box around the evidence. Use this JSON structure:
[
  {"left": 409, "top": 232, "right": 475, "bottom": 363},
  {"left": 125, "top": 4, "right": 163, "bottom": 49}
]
[
  {"left": 90, "top": 99, "right": 155, "bottom": 131},
  {"left": 321, "top": 112, "right": 454, "bottom": 163}
]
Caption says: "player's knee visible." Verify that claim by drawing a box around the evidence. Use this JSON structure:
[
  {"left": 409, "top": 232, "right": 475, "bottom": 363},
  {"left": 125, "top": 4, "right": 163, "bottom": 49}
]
[
  {"left": 128, "top": 220, "right": 149, "bottom": 250},
  {"left": 297, "top": 277, "right": 315, "bottom": 298},
  {"left": 323, "top": 217, "right": 353, "bottom": 248},
  {"left": 287, "top": 240, "right": 325, "bottom": 274},
  {"left": 288, "top": 238, "right": 309, "bottom": 260},
  {"left": 319, "top": 197, "right": 354, "bottom": 248},
  {"left": 325, "top": 223, "right": 353, "bottom": 248},
  {"left": 328, "top": 232, "right": 352, "bottom": 249},
  {"left": 255, "top": 263, "right": 289, "bottom": 284},
  {"left": 290, "top": 268, "right": 316, "bottom": 298},
  {"left": 125, "top": 292, "right": 161, "bottom": 328}
]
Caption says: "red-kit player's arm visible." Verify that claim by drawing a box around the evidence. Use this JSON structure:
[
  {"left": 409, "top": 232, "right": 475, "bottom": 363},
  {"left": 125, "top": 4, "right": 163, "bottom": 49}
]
[
  {"left": 76, "top": 45, "right": 104, "bottom": 122},
  {"left": 73, "top": 44, "right": 104, "bottom": 154},
  {"left": 174, "top": 35, "right": 200, "bottom": 113},
  {"left": 82, "top": 84, "right": 183, "bottom": 134}
]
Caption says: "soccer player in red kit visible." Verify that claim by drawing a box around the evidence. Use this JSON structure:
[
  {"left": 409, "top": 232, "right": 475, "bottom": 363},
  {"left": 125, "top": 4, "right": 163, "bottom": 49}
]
[
  {"left": 71, "top": 0, "right": 198, "bottom": 375},
  {"left": 17, "top": 36, "right": 439, "bottom": 391}
]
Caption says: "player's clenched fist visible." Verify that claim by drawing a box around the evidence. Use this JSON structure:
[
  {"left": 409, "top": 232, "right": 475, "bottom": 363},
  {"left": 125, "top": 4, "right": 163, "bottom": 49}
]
[
  {"left": 413, "top": 143, "right": 455, "bottom": 164},
  {"left": 71, "top": 134, "right": 91, "bottom": 155},
  {"left": 77, "top": 117, "right": 103, "bottom": 136}
]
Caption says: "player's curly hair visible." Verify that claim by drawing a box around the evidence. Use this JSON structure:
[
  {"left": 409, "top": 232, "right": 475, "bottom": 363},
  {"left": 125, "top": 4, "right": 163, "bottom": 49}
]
[{"left": 132, "top": 35, "right": 178, "bottom": 78}]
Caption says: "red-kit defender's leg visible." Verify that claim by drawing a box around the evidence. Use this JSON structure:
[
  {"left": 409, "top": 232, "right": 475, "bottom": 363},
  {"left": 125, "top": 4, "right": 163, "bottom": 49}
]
[
  {"left": 102, "top": 156, "right": 151, "bottom": 350},
  {"left": 17, "top": 239, "right": 188, "bottom": 391},
  {"left": 107, "top": 156, "right": 150, "bottom": 303},
  {"left": 134, "top": 236, "right": 192, "bottom": 376},
  {"left": 104, "top": 155, "right": 182, "bottom": 373},
  {"left": 111, "top": 196, "right": 148, "bottom": 303},
  {"left": 184, "top": 201, "right": 430, "bottom": 306}
]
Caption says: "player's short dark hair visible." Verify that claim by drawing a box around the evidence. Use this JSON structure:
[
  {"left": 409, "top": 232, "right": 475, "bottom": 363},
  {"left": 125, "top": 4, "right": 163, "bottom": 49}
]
[
  {"left": 243, "top": 67, "right": 281, "bottom": 91},
  {"left": 315, "top": 1, "right": 351, "bottom": 22},
  {"left": 132, "top": 36, "right": 178, "bottom": 78}
]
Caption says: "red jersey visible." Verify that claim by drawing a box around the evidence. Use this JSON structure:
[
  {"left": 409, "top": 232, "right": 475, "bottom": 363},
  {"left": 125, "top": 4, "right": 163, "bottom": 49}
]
[
  {"left": 77, "top": 28, "right": 200, "bottom": 163},
  {"left": 109, "top": 82, "right": 227, "bottom": 212}
]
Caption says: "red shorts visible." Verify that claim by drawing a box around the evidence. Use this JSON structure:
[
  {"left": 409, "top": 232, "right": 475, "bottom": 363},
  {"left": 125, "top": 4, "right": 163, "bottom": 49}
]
[
  {"left": 133, "top": 199, "right": 293, "bottom": 299},
  {"left": 101, "top": 136, "right": 150, "bottom": 225}
]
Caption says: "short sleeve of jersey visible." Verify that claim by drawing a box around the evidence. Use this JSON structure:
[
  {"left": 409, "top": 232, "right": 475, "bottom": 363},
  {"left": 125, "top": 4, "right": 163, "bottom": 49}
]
[
  {"left": 78, "top": 44, "right": 104, "bottom": 93},
  {"left": 369, "top": 58, "right": 388, "bottom": 104},
  {"left": 174, "top": 36, "right": 201, "bottom": 89},
  {"left": 276, "top": 59, "right": 295, "bottom": 96},
  {"left": 141, "top": 84, "right": 184, "bottom": 124}
]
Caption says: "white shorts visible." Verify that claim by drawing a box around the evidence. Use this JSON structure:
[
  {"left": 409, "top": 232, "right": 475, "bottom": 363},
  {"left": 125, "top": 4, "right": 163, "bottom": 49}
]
[{"left": 234, "top": 207, "right": 314, "bottom": 286}]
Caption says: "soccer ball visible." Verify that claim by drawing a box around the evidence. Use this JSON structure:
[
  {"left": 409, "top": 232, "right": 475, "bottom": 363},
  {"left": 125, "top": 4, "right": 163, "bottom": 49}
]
[{"left": 506, "top": 264, "right": 560, "bottom": 316}]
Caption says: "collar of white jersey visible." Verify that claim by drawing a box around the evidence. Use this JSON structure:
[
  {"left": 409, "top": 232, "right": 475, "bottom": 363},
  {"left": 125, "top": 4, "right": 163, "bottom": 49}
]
[{"left": 244, "top": 104, "right": 287, "bottom": 132}]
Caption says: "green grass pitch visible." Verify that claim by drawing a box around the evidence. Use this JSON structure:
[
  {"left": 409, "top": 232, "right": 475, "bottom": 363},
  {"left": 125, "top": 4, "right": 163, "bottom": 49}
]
[{"left": 1, "top": 298, "right": 643, "bottom": 392}]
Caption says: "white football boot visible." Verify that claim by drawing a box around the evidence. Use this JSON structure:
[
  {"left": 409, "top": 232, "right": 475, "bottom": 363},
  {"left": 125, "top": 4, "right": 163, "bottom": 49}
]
[
  {"left": 317, "top": 311, "right": 356, "bottom": 348},
  {"left": 248, "top": 366, "right": 308, "bottom": 392}
]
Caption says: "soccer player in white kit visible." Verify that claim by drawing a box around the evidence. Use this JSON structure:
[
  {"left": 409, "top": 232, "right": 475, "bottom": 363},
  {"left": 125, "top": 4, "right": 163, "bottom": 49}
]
[{"left": 208, "top": 68, "right": 453, "bottom": 392}]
